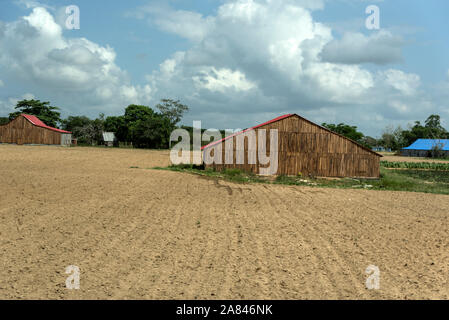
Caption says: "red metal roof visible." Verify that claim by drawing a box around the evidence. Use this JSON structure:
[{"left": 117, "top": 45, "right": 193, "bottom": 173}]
[
  {"left": 201, "top": 114, "right": 292, "bottom": 150},
  {"left": 22, "top": 114, "right": 71, "bottom": 134}
]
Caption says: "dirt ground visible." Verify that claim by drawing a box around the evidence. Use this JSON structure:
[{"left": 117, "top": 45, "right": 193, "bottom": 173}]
[
  {"left": 380, "top": 153, "right": 449, "bottom": 163},
  {"left": 1, "top": 144, "right": 448, "bottom": 300}
]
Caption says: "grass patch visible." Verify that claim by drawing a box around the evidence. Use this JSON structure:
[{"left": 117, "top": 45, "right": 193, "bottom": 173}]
[
  {"left": 390, "top": 169, "right": 449, "bottom": 184},
  {"left": 381, "top": 160, "right": 449, "bottom": 171},
  {"left": 154, "top": 165, "right": 267, "bottom": 184},
  {"left": 153, "top": 164, "right": 449, "bottom": 195}
]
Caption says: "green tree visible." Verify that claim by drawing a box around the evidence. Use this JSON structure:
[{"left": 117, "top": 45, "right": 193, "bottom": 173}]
[
  {"left": 400, "top": 114, "right": 449, "bottom": 147},
  {"left": 91, "top": 115, "right": 105, "bottom": 143},
  {"left": 132, "top": 114, "right": 172, "bottom": 148},
  {"left": 124, "top": 104, "right": 154, "bottom": 124},
  {"left": 73, "top": 124, "right": 97, "bottom": 145},
  {"left": 121, "top": 104, "right": 180, "bottom": 149},
  {"left": 401, "top": 121, "right": 425, "bottom": 147},
  {"left": 0, "top": 117, "right": 9, "bottom": 125},
  {"left": 380, "top": 125, "right": 406, "bottom": 151},
  {"left": 360, "top": 136, "right": 378, "bottom": 148},
  {"left": 155, "top": 99, "right": 189, "bottom": 126},
  {"left": 85, "top": 102, "right": 190, "bottom": 149},
  {"left": 322, "top": 123, "right": 365, "bottom": 143},
  {"left": 61, "top": 116, "right": 92, "bottom": 132},
  {"left": 62, "top": 114, "right": 104, "bottom": 145},
  {"left": 124, "top": 105, "right": 156, "bottom": 143},
  {"left": 104, "top": 115, "right": 127, "bottom": 142},
  {"left": 9, "top": 99, "right": 61, "bottom": 128},
  {"left": 424, "top": 114, "right": 448, "bottom": 138}
]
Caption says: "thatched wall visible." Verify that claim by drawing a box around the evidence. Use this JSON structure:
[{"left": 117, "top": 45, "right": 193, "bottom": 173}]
[
  {"left": 203, "top": 114, "right": 381, "bottom": 178},
  {"left": 0, "top": 116, "right": 64, "bottom": 145}
]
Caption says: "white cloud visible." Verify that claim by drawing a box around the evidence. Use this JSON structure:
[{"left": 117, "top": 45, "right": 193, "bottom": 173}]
[
  {"left": 0, "top": 80, "right": 4, "bottom": 87},
  {"left": 0, "top": 93, "right": 35, "bottom": 115},
  {"left": 144, "top": 1, "right": 375, "bottom": 105},
  {"left": 389, "top": 100, "right": 409, "bottom": 114},
  {"left": 193, "top": 67, "right": 256, "bottom": 93},
  {"left": 0, "top": 7, "right": 152, "bottom": 115},
  {"left": 380, "top": 69, "right": 421, "bottom": 96},
  {"left": 0, "top": 99, "right": 12, "bottom": 115},
  {"left": 22, "top": 93, "right": 35, "bottom": 100},
  {"left": 129, "top": 0, "right": 435, "bottom": 135},
  {"left": 321, "top": 30, "right": 404, "bottom": 65},
  {"left": 304, "top": 62, "right": 374, "bottom": 103},
  {"left": 14, "top": 0, "right": 54, "bottom": 10},
  {"left": 1, "top": 1, "right": 442, "bottom": 137},
  {"left": 146, "top": 7, "right": 213, "bottom": 42}
]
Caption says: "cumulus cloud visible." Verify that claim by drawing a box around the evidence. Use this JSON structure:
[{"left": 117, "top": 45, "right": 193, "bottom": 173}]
[
  {"left": 192, "top": 67, "right": 256, "bottom": 93},
  {"left": 14, "top": 0, "right": 54, "bottom": 10},
  {"left": 133, "top": 5, "right": 214, "bottom": 42},
  {"left": 388, "top": 100, "right": 409, "bottom": 114},
  {"left": 136, "top": 0, "right": 420, "bottom": 130},
  {"left": 0, "top": 7, "right": 152, "bottom": 115},
  {"left": 144, "top": 1, "right": 379, "bottom": 108},
  {"left": 0, "top": 0, "right": 439, "bottom": 137},
  {"left": 321, "top": 30, "right": 404, "bottom": 65},
  {"left": 0, "top": 99, "right": 13, "bottom": 115},
  {"left": 379, "top": 69, "right": 421, "bottom": 96},
  {"left": 132, "top": 0, "right": 433, "bottom": 136},
  {"left": 0, "top": 93, "right": 35, "bottom": 115},
  {"left": 125, "top": 0, "right": 434, "bottom": 135}
]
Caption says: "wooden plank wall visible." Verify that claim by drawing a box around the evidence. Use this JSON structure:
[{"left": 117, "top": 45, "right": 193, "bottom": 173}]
[
  {"left": 204, "top": 115, "right": 381, "bottom": 178},
  {"left": 0, "top": 116, "right": 62, "bottom": 145}
]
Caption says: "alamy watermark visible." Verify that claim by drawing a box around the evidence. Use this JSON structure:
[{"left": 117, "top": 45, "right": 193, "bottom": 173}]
[
  {"left": 365, "top": 5, "right": 380, "bottom": 30},
  {"left": 65, "top": 265, "right": 80, "bottom": 290},
  {"left": 170, "top": 121, "right": 279, "bottom": 175},
  {"left": 65, "top": 5, "right": 80, "bottom": 30},
  {"left": 365, "top": 265, "right": 380, "bottom": 290}
]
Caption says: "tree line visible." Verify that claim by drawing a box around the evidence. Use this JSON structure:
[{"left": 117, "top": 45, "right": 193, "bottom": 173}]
[
  {"left": 322, "top": 114, "right": 448, "bottom": 151},
  {"left": 1, "top": 99, "right": 447, "bottom": 151},
  {"left": 379, "top": 115, "right": 449, "bottom": 151},
  {"left": 0, "top": 99, "right": 189, "bottom": 149}
]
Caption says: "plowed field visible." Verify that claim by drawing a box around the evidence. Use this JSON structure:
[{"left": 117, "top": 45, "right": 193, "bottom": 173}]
[{"left": 1, "top": 144, "right": 448, "bottom": 299}]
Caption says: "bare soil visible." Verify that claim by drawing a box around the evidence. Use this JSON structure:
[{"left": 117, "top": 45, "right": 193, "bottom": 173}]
[
  {"left": 381, "top": 153, "right": 449, "bottom": 163},
  {"left": 1, "top": 144, "right": 448, "bottom": 299}
]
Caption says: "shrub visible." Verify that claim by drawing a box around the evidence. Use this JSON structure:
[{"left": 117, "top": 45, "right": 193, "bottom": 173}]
[
  {"left": 224, "top": 168, "right": 243, "bottom": 176},
  {"left": 380, "top": 161, "right": 449, "bottom": 171}
]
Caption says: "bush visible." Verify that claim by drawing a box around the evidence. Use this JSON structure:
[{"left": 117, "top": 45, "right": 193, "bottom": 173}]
[
  {"left": 381, "top": 161, "right": 449, "bottom": 171},
  {"left": 223, "top": 168, "right": 243, "bottom": 176}
]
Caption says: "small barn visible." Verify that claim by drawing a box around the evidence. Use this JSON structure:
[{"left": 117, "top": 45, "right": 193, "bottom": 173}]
[
  {"left": 401, "top": 139, "right": 449, "bottom": 157},
  {"left": 202, "top": 114, "right": 382, "bottom": 178},
  {"left": 0, "top": 114, "right": 72, "bottom": 146},
  {"left": 102, "top": 132, "right": 116, "bottom": 147}
]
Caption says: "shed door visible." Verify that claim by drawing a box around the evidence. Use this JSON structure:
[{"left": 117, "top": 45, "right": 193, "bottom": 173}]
[{"left": 61, "top": 134, "right": 72, "bottom": 146}]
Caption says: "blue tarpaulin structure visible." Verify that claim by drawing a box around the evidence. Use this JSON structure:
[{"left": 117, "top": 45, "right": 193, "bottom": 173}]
[
  {"left": 402, "top": 139, "right": 449, "bottom": 157},
  {"left": 403, "top": 139, "right": 449, "bottom": 151}
]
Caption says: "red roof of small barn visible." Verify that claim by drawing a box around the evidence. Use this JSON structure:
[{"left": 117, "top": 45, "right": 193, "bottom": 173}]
[
  {"left": 201, "top": 114, "right": 292, "bottom": 150},
  {"left": 22, "top": 114, "right": 71, "bottom": 134}
]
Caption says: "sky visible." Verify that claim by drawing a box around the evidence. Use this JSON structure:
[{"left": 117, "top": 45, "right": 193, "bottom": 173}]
[{"left": 0, "top": 0, "right": 448, "bottom": 137}]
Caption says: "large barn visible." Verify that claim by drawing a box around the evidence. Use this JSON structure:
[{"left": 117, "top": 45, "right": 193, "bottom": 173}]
[
  {"left": 0, "top": 114, "right": 72, "bottom": 146},
  {"left": 202, "top": 114, "right": 382, "bottom": 178}
]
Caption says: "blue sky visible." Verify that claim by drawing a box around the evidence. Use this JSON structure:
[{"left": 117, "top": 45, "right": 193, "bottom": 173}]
[{"left": 0, "top": 0, "right": 448, "bottom": 137}]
